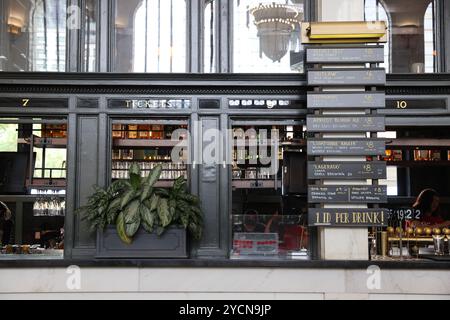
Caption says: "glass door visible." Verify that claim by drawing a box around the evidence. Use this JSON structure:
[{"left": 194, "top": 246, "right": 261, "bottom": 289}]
[{"left": 230, "top": 119, "right": 309, "bottom": 260}]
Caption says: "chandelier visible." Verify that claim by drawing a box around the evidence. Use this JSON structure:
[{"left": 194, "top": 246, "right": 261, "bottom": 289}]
[{"left": 250, "top": 3, "right": 303, "bottom": 62}]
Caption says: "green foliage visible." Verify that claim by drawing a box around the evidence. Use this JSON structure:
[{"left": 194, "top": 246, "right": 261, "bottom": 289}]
[{"left": 77, "top": 165, "right": 203, "bottom": 244}]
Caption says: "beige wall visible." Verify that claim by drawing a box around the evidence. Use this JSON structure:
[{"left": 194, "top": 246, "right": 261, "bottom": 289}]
[{"left": 0, "top": 267, "right": 449, "bottom": 300}]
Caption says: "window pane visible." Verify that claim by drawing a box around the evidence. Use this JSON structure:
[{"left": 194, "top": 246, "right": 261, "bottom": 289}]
[
  {"left": 83, "top": 0, "right": 98, "bottom": 72},
  {"left": 0, "top": 0, "right": 67, "bottom": 72},
  {"left": 0, "top": 119, "right": 66, "bottom": 258},
  {"left": 204, "top": 0, "right": 217, "bottom": 73},
  {"left": 113, "top": 0, "right": 187, "bottom": 73},
  {"left": 0, "top": 124, "right": 18, "bottom": 152},
  {"left": 365, "top": 0, "right": 437, "bottom": 74},
  {"left": 233, "top": 0, "right": 305, "bottom": 73}
]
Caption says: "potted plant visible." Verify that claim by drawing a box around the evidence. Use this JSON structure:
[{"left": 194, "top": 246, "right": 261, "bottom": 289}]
[{"left": 77, "top": 163, "right": 203, "bottom": 258}]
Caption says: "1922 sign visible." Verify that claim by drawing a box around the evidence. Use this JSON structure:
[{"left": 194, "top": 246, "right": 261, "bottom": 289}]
[{"left": 308, "top": 209, "right": 388, "bottom": 227}]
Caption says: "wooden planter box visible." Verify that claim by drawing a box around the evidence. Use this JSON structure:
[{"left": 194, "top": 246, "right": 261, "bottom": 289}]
[{"left": 96, "top": 226, "right": 188, "bottom": 259}]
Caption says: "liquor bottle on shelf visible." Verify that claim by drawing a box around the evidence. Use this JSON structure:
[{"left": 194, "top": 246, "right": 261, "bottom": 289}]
[
  {"left": 431, "top": 150, "right": 441, "bottom": 161},
  {"left": 53, "top": 124, "right": 67, "bottom": 138},
  {"left": 393, "top": 150, "right": 403, "bottom": 161},
  {"left": 112, "top": 124, "right": 124, "bottom": 139},
  {"left": 127, "top": 124, "right": 138, "bottom": 139},
  {"left": 138, "top": 124, "right": 151, "bottom": 139},
  {"left": 151, "top": 125, "right": 163, "bottom": 139},
  {"left": 414, "top": 150, "right": 430, "bottom": 161},
  {"left": 121, "top": 149, "right": 134, "bottom": 160},
  {"left": 112, "top": 149, "right": 121, "bottom": 160}
]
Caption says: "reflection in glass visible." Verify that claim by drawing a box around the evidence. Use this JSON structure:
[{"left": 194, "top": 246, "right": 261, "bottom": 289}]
[
  {"left": 233, "top": 0, "right": 304, "bottom": 73},
  {"left": 83, "top": 0, "right": 98, "bottom": 72},
  {"left": 365, "top": 0, "right": 436, "bottom": 74},
  {"left": 0, "top": 0, "right": 67, "bottom": 72},
  {"left": 204, "top": 0, "right": 217, "bottom": 73},
  {"left": 114, "top": 0, "right": 187, "bottom": 73},
  {"left": 364, "top": 0, "right": 390, "bottom": 71}
]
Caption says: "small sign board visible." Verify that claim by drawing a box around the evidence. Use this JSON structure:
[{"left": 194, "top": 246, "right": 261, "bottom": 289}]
[
  {"left": 307, "top": 116, "right": 385, "bottom": 132},
  {"left": 307, "top": 139, "right": 386, "bottom": 156},
  {"left": 308, "top": 92, "right": 385, "bottom": 109},
  {"left": 306, "top": 47, "right": 385, "bottom": 64},
  {"left": 308, "top": 161, "right": 387, "bottom": 179},
  {"left": 308, "top": 185, "right": 387, "bottom": 203},
  {"left": 307, "top": 69, "right": 386, "bottom": 86},
  {"left": 308, "top": 208, "right": 388, "bottom": 227},
  {"left": 232, "top": 233, "right": 279, "bottom": 256}
]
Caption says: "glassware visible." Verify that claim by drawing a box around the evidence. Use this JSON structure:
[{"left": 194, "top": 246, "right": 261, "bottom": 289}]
[{"left": 433, "top": 235, "right": 445, "bottom": 256}]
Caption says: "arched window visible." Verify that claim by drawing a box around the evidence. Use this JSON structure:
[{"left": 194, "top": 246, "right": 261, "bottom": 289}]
[
  {"left": 365, "top": 0, "right": 438, "bottom": 74},
  {"left": 114, "top": 0, "right": 187, "bottom": 73},
  {"left": 424, "top": 2, "right": 435, "bottom": 73},
  {"left": 364, "top": 0, "right": 391, "bottom": 72}
]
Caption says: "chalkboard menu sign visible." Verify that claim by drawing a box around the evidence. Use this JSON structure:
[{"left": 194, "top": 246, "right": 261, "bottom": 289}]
[
  {"left": 306, "top": 41, "right": 387, "bottom": 233},
  {"left": 308, "top": 185, "right": 387, "bottom": 203},
  {"left": 308, "top": 161, "right": 387, "bottom": 179},
  {"left": 308, "top": 208, "right": 388, "bottom": 227},
  {"left": 0, "top": 98, "right": 68, "bottom": 108},
  {"left": 306, "top": 47, "right": 385, "bottom": 64},
  {"left": 308, "top": 69, "right": 386, "bottom": 86},
  {"left": 308, "top": 92, "right": 385, "bottom": 109},
  {"left": 307, "top": 139, "right": 386, "bottom": 156},
  {"left": 307, "top": 116, "right": 385, "bottom": 132}
]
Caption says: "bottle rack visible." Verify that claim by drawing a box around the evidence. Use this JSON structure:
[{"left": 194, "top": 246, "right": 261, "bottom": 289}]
[
  {"left": 231, "top": 125, "right": 303, "bottom": 189},
  {"left": 111, "top": 123, "right": 189, "bottom": 185}
]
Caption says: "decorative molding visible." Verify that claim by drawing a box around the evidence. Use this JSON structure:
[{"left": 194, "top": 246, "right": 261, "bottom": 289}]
[{"left": 0, "top": 73, "right": 449, "bottom": 96}]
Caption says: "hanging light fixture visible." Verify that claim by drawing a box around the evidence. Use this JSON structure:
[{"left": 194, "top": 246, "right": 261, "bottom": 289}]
[{"left": 250, "top": 3, "right": 303, "bottom": 62}]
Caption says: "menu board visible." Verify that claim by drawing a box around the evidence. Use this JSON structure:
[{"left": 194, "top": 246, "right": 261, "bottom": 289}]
[
  {"left": 308, "top": 208, "right": 388, "bottom": 227},
  {"left": 307, "top": 139, "right": 386, "bottom": 156},
  {"left": 307, "top": 116, "right": 385, "bottom": 132},
  {"left": 308, "top": 161, "right": 387, "bottom": 179},
  {"left": 308, "top": 92, "right": 385, "bottom": 109},
  {"left": 308, "top": 185, "right": 387, "bottom": 203},
  {"left": 308, "top": 69, "right": 386, "bottom": 86},
  {"left": 306, "top": 43, "right": 388, "bottom": 230},
  {"left": 306, "top": 47, "right": 385, "bottom": 63}
]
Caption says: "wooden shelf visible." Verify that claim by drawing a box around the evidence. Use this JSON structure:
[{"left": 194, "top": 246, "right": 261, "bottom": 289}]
[
  {"left": 18, "top": 137, "right": 67, "bottom": 148},
  {"left": 113, "top": 139, "right": 188, "bottom": 148},
  {"left": 388, "top": 237, "right": 433, "bottom": 242},
  {"left": 386, "top": 139, "right": 450, "bottom": 148},
  {"left": 386, "top": 161, "right": 450, "bottom": 167},
  {"left": 27, "top": 179, "right": 66, "bottom": 188},
  {"left": 111, "top": 179, "right": 176, "bottom": 188},
  {"left": 232, "top": 140, "right": 306, "bottom": 147},
  {"left": 232, "top": 180, "right": 282, "bottom": 189}
]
